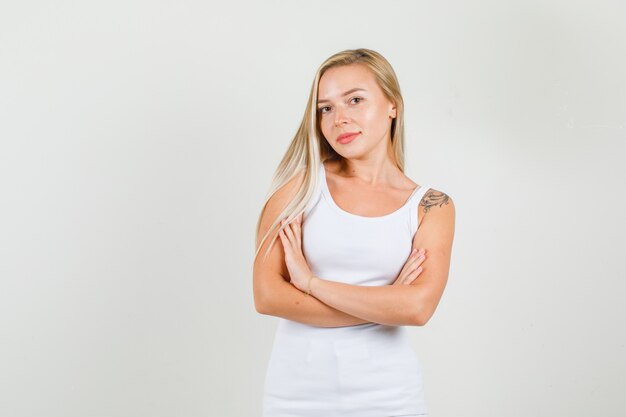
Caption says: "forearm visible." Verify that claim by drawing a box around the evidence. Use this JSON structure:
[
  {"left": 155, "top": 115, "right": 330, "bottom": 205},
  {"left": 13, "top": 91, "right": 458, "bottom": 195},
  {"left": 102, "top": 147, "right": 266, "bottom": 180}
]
[
  {"left": 259, "top": 278, "right": 372, "bottom": 327},
  {"left": 309, "top": 276, "right": 422, "bottom": 326}
]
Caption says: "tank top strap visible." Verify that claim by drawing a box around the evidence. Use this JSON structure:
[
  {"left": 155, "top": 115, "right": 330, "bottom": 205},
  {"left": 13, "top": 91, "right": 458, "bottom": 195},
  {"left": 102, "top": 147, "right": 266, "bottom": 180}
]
[
  {"left": 408, "top": 184, "right": 433, "bottom": 237},
  {"left": 404, "top": 184, "right": 421, "bottom": 203}
]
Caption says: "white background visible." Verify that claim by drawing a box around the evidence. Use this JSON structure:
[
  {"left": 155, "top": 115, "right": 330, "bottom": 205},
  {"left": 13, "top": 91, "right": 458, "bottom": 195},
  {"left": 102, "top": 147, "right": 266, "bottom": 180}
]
[{"left": 1, "top": 1, "right": 624, "bottom": 416}]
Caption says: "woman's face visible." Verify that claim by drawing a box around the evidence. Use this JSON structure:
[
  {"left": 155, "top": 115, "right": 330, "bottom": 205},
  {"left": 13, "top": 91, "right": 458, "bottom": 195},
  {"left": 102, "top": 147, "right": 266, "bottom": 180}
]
[{"left": 317, "top": 64, "right": 396, "bottom": 158}]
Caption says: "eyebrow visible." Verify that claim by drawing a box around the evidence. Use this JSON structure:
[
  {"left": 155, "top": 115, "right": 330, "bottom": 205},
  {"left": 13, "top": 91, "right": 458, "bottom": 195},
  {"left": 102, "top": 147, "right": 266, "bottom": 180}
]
[{"left": 317, "top": 88, "right": 367, "bottom": 105}]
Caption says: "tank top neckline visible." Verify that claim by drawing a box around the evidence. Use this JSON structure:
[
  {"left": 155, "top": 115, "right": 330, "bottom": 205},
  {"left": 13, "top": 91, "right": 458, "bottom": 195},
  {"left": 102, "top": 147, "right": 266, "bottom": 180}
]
[{"left": 319, "top": 163, "right": 421, "bottom": 221}]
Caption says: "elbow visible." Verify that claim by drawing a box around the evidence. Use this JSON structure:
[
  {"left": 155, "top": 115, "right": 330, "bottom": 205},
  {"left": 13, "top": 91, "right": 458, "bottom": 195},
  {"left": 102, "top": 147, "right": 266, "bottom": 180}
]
[
  {"left": 255, "top": 298, "right": 267, "bottom": 315},
  {"left": 254, "top": 272, "right": 287, "bottom": 315},
  {"left": 253, "top": 273, "right": 272, "bottom": 315},
  {"left": 412, "top": 309, "right": 426, "bottom": 326},
  {"left": 409, "top": 285, "right": 441, "bottom": 326},
  {"left": 253, "top": 287, "right": 272, "bottom": 315},
  {"left": 414, "top": 310, "right": 430, "bottom": 326},
  {"left": 408, "top": 289, "right": 427, "bottom": 326},
  {"left": 411, "top": 304, "right": 434, "bottom": 327},
  {"left": 255, "top": 294, "right": 273, "bottom": 315},
  {"left": 414, "top": 306, "right": 436, "bottom": 326},
  {"left": 412, "top": 310, "right": 427, "bottom": 326}
]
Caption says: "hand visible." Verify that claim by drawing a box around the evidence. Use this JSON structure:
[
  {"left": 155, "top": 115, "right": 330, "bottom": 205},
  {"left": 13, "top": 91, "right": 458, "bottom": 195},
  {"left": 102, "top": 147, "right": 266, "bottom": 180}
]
[
  {"left": 278, "top": 213, "right": 314, "bottom": 292},
  {"left": 392, "top": 248, "right": 426, "bottom": 285}
]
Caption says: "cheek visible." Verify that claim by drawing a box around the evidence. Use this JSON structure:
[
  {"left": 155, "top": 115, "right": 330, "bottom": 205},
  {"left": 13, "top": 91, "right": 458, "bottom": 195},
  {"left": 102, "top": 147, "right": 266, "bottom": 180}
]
[
  {"left": 319, "top": 116, "right": 333, "bottom": 136},
  {"left": 361, "top": 105, "right": 385, "bottom": 124},
  {"left": 365, "top": 107, "right": 393, "bottom": 135}
]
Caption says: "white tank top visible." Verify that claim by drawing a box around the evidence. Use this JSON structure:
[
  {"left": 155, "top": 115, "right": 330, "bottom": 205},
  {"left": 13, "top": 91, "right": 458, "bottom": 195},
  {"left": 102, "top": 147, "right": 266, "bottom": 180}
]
[
  {"left": 264, "top": 162, "right": 433, "bottom": 415},
  {"left": 276, "top": 162, "right": 432, "bottom": 338}
]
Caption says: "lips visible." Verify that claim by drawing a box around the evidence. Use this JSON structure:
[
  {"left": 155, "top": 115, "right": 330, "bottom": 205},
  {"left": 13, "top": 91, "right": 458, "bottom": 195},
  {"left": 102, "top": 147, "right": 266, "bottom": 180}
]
[{"left": 337, "top": 132, "right": 360, "bottom": 144}]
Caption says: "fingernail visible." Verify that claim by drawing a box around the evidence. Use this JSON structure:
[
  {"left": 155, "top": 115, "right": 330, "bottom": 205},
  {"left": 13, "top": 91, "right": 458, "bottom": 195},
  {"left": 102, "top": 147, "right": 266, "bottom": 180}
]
[{"left": 411, "top": 248, "right": 417, "bottom": 254}]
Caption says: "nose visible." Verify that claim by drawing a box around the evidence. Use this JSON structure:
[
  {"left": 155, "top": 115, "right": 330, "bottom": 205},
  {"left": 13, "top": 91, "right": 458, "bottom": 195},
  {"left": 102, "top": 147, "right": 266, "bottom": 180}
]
[{"left": 334, "top": 106, "right": 350, "bottom": 127}]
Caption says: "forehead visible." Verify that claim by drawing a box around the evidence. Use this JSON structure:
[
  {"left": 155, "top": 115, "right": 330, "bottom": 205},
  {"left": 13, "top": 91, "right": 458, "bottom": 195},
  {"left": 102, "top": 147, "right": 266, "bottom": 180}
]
[{"left": 317, "top": 64, "right": 379, "bottom": 99}]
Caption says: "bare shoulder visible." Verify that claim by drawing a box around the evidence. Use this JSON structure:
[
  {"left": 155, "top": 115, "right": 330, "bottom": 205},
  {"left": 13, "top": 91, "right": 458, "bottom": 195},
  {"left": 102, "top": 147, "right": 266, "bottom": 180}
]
[
  {"left": 422, "top": 188, "right": 453, "bottom": 213},
  {"left": 418, "top": 187, "right": 455, "bottom": 227},
  {"left": 256, "top": 169, "right": 306, "bottom": 249},
  {"left": 265, "top": 169, "right": 306, "bottom": 212}
]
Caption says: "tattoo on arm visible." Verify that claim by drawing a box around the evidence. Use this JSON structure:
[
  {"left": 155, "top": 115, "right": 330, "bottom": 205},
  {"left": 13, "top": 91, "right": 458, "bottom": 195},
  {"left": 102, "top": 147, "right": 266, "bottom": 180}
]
[{"left": 421, "top": 190, "right": 450, "bottom": 213}]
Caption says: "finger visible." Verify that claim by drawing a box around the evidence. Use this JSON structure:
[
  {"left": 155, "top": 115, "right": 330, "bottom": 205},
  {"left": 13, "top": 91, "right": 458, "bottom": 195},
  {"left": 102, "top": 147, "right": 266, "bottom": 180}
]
[
  {"left": 400, "top": 256, "right": 424, "bottom": 283},
  {"left": 279, "top": 230, "right": 294, "bottom": 259},
  {"left": 407, "top": 250, "right": 426, "bottom": 269},
  {"left": 398, "top": 258, "right": 415, "bottom": 280},
  {"left": 279, "top": 221, "right": 290, "bottom": 245},
  {"left": 399, "top": 251, "right": 420, "bottom": 276},
  {"left": 413, "top": 248, "right": 426, "bottom": 258},
  {"left": 283, "top": 219, "right": 296, "bottom": 245},
  {"left": 380, "top": 250, "right": 427, "bottom": 287},
  {"left": 278, "top": 225, "right": 287, "bottom": 242},
  {"left": 403, "top": 266, "right": 423, "bottom": 285},
  {"left": 278, "top": 227, "right": 288, "bottom": 248},
  {"left": 287, "top": 220, "right": 301, "bottom": 249},
  {"left": 287, "top": 223, "right": 300, "bottom": 248},
  {"left": 397, "top": 265, "right": 410, "bottom": 281},
  {"left": 396, "top": 266, "right": 412, "bottom": 284},
  {"left": 290, "top": 216, "right": 299, "bottom": 232},
  {"left": 411, "top": 255, "right": 425, "bottom": 271},
  {"left": 291, "top": 218, "right": 302, "bottom": 246}
]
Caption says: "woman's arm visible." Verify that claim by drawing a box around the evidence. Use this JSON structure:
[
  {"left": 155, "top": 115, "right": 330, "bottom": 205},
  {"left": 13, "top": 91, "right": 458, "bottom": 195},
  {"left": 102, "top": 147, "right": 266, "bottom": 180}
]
[
  {"left": 309, "top": 190, "right": 455, "bottom": 326},
  {"left": 253, "top": 171, "right": 371, "bottom": 327},
  {"left": 307, "top": 280, "right": 421, "bottom": 326},
  {"left": 256, "top": 273, "right": 371, "bottom": 327}
]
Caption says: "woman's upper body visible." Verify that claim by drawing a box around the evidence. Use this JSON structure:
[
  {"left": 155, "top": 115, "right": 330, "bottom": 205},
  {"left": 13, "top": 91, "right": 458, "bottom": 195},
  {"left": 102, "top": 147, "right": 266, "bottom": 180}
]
[{"left": 253, "top": 49, "right": 455, "bottom": 327}]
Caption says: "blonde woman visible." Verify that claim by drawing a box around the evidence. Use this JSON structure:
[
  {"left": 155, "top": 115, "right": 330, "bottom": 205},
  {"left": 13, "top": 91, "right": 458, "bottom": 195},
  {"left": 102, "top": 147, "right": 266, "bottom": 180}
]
[{"left": 253, "top": 48, "right": 455, "bottom": 417}]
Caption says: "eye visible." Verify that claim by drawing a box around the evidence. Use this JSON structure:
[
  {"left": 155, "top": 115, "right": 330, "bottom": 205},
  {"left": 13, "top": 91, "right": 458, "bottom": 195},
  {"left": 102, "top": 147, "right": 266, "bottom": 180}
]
[
  {"left": 350, "top": 97, "right": 363, "bottom": 104},
  {"left": 318, "top": 106, "right": 330, "bottom": 114}
]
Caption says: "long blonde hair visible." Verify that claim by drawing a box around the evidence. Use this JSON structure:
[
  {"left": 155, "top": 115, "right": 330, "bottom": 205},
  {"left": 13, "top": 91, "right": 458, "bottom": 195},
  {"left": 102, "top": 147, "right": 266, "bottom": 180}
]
[{"left": 254, "top": 48, "right": 408, "bottom": 263}]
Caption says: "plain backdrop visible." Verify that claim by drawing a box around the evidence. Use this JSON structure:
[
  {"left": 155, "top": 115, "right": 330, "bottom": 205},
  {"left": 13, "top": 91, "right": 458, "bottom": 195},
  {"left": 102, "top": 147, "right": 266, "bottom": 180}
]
[{"left": 1, "top": 1, "right": 625, "bottom": 416}]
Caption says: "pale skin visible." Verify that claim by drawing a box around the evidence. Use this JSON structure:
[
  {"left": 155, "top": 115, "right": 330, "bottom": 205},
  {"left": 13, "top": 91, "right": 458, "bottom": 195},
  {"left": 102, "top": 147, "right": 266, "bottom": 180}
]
[{"left": 253, "top": 63, "right": 455, "bottom": 327}]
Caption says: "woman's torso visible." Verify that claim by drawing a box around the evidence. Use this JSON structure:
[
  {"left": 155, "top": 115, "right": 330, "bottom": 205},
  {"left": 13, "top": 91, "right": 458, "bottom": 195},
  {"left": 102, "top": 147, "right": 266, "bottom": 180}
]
[{"left": 263, "top": 161, "right": 433, "bottom": 416}]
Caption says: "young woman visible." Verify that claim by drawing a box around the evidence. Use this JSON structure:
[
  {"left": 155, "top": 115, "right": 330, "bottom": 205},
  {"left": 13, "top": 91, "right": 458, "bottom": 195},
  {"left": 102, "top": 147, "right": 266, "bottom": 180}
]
[{"left": 253, "top": 48, "right": 455, "bottom": 417}]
